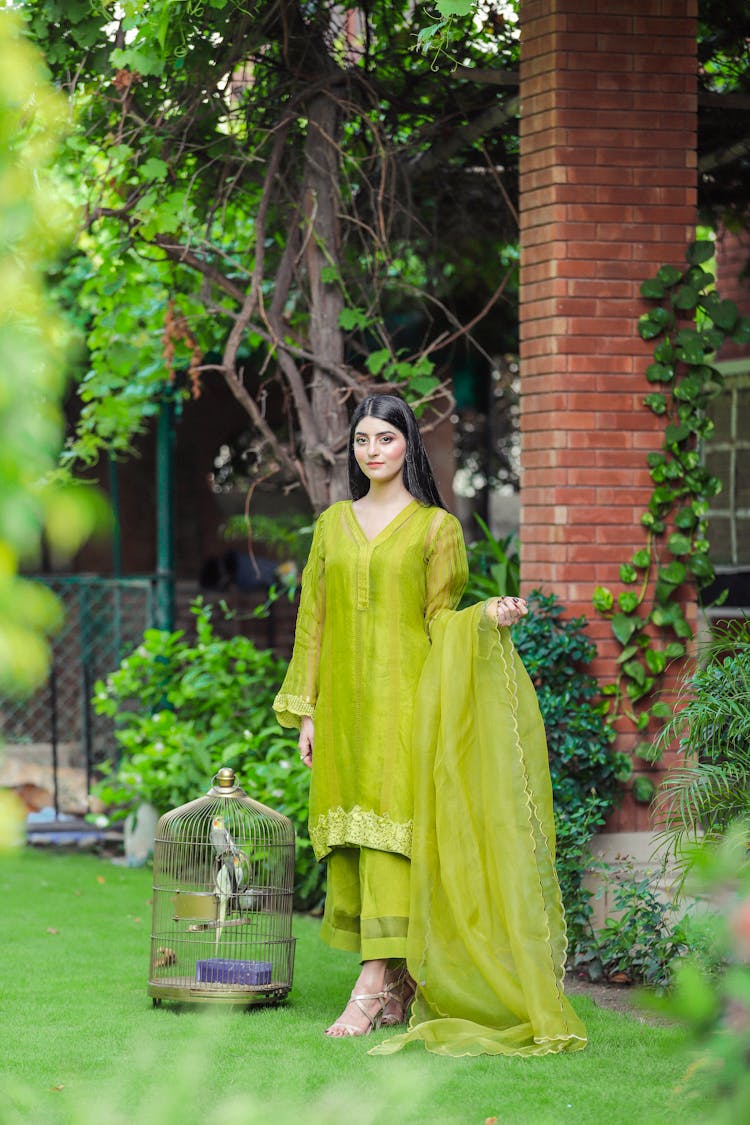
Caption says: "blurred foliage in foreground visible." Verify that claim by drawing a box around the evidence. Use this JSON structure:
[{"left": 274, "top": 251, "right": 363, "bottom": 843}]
[{"left": 0, "top": 11, "right": 104, "bottom": 700}]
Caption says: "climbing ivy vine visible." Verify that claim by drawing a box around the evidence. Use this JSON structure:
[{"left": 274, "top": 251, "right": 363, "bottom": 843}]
[{"left": 593, "top": 240, "right": 750, "bottom": 767}]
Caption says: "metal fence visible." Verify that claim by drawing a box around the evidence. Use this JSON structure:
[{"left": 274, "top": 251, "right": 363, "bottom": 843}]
[{"left": 0, "top": 576, "right": 158, "bottom": 817}]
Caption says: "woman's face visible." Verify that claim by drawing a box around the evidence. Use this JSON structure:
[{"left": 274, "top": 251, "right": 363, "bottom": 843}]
[{"left": 352, "top": 415, "right": 407, "bottom": 486}]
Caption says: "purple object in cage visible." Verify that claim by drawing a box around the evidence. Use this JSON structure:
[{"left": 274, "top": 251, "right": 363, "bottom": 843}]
[{"left": 196, "top": 958, "right": 273, "bottom": 986}]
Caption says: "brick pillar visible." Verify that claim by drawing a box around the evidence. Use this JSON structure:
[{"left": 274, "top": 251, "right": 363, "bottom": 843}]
[{"left": 519, "top": 0, "right": 697, "bottom": 830}]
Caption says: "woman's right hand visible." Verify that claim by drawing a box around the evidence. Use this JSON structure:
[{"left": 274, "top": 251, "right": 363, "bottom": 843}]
[{"left": 298, "top": 716, "right": 314, "bottom": 769}]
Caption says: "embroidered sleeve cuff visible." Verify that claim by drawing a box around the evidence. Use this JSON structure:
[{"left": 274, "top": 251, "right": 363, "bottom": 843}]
[{"left": 272, "top": 692, "right": 315, "bottom": 729}]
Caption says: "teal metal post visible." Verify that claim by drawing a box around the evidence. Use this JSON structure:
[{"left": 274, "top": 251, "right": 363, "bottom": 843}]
[{"left": 155, "top": 395, "right": 175, "bottom": 631}]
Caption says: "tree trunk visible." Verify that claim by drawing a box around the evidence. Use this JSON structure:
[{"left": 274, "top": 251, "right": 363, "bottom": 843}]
[{"left": 302, "top": 90, "right": 350, "bottom": 510}]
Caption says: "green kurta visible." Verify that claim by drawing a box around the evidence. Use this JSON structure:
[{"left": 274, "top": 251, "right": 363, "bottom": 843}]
[{"left": 273, "top": 499, "right": 467, "bottom": 862}]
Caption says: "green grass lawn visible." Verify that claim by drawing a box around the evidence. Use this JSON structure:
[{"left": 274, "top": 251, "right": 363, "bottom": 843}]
[{"left": 0, "top": 849, "right": 713, "bottom": 1125}]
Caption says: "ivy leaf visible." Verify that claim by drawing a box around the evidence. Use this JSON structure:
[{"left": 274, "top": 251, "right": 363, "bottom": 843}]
[
  {"left": 592, "top": 586, "right": 613, "bottom": 612},
  {"left": 653, "top": 340, "right": 675, "bottom": 363},
  {"left": 686, "top": 240, "right": 714, "bottom": 265},
  {"left": 623, "top": 659, "right": 646, "bottom": 685},
  {"left": 644, "top": 392, "right": 667, "bottom": 414},
  {"left": 644, "top": 648, "right": 667, "bottom": 675},
  {"left": 708, "top": 299, "right": 738, "bottom": 332},
  {"left": 619, "top": 563, "right": 637, "bottom": 584},
  {"left": 689, "top": 553, "right": 714, "bottom": 581},
  {"left": 638, "top": 313, "right": 664, "bottom": 340},
  {"left": 632, "top": 548, "right": 651, "bottom": 569},
  {"left": 674, "top": 507, "right": 697, "bottom": 530},
  {"left": 667, "top": 532, "right": 691, "bottom": 556},
  {"left": 664, "top": 421, "right": 691, "bottom": 445},
  {"left": 616, "top": 644, "right": 639, "bottom": 665},
  {"left": 640, "top": 278, "right": 665, "bottom": 299},
  {"left": 656, "top": 263, "right": 682, "bottom": 286},
  {"left": 612, "top": 613, "right": 638, "bottom": 646},
  {"left": 664, "top": 642, "right": 685, "bottom": 659},
  {"left": 618, "top": 592, "right": 640, "bottom": 613},
  {"left": 650, "top": 700, "right": 672, "bottom": 718},
  {"left": 659, "top": 560, "right": 687, "bottom": 584},
  {"left": 672, "top": 284, "right": 698, "bottom": 310},
  {"left": 645, "top": 363, "right": 673, "bottom": 383}
]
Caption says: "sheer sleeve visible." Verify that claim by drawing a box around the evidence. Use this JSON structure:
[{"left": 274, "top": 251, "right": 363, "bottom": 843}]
[
  {"left": 273, "top": 512, "right": 326, "bottom": 729},
  {"left": 424, "top": 512, "right": 469, "bottom": 636}
]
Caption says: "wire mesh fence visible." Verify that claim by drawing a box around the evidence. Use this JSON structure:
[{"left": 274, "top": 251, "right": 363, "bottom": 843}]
[{"left": 0, "top": 576, "right": 158, "bottom": 816}]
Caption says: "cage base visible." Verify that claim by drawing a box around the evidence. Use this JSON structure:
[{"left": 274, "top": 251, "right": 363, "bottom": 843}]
[{"left": 148, "top": 979, "right": 291, "bottom": 1006}]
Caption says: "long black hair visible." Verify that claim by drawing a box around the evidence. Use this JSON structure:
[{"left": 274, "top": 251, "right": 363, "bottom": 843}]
[{"left": 347, "top": 394, "right": 446, "bottom": 508}]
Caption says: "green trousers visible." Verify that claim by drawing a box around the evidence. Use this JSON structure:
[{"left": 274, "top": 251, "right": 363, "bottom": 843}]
[{"left": 320, "top": 846, "right": 411, "bottom": 961}]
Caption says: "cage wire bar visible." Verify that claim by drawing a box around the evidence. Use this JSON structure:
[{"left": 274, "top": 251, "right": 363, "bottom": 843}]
[{"left": 0, "top": 576, "right": 158, "bottom": 818}]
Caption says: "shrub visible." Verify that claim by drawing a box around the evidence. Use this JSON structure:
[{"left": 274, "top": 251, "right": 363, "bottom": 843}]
[{"left": 93, "top": 601, "right": 322, "bottom": 909}]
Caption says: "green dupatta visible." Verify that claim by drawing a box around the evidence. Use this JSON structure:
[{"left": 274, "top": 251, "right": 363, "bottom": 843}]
[{"left": 371, "top": 605, "right": 587, "bottom": 1057}]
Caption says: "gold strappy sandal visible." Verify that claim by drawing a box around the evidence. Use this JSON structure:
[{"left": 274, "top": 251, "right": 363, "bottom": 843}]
[
  {"left": 381, "top": 964, "right": 416, "bottom": 1027},
  {"left": 324, "top": 989, "right": 391, "bottom": 1037}
]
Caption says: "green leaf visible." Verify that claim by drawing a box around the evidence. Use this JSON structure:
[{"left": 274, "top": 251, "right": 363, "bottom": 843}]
[
  {"left": 664, "top": 421, "right": 691, "bottom": 445},
  {"left": 616, "top": 644, "right": 639, "bottom": 664},
  {"left": 139, "top": 157, "right": 168, "bottom": 182},
  {"left": 686, "top": 240, "right": 714, "bottom": 265},
  {"left": 658, "top": 560, "right": 687, "bottom": 585},
  {"left": 619, "top": 563, "right": 637, "bottom": 584},
  {"left": 644, "top": 648, "right": 666, "bottom": 675},
  {"left": 733, "top": 316, "right": 750, "bottom": 344},
  {"left": 632, "top": 549, "right": 651, "bottom": 569},
  {"left": 644, "top": 392, "right": 667, "bottom": 414},
  {"left": 653, "top": 340, "right": 674, "bottom": 363},
  {"left": 623, "top": 659, "right": 646, "bottom": 685},
  {"left": 618, "top": 591, "right": 640, "bottom": 613},
  {"left": 689, "top": 553, "right": 714, "bottom": 581},
  {"left": 338, "top": 307, "right": 370, "bottom": 330},
  {"left": 366, "top": 348, "right": 391, "bottom": 375},
  {"left": 640, "top": 278, "right": 665, "bottom": 299},
  {"left": 708, "top": 298, "right": 738, "bottom": 332},
  {"left": 672, "top": 284, "right": 698, "bottom": 310},
  {"left": 645, "top": 363, "right": 673, "bottom": 384},
  {"left": 593, "top": 586, "right": 614, "bottom": 612},
  {"left": 667, "top": 532, "right": 691, "bottom": 556},
  {"left": 650, "top": 700, "right": 672, "bottom": 718},
  {"left": 612, "top": 613, "right": 638, "bottom": 646},
  {"left": 674, "top": 507, "right": 697, "bottom": 530},
  {"left": 638, "top": 314, "right": 663, "bottom": 340},
  {"left": 664, "top": 642, "right": 685, "bottom": 659},
  {"left": 656, "top": 263, "right": 682, "bottom": 286},
  {"left": 435, "top": 0, "right": 475, "bottom": 14},
  {"left": 632, "top": 776, "right": 657, "bottom": 803}
]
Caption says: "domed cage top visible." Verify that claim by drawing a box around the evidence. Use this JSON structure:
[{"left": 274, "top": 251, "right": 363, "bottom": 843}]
[{"left": 148, "top": 767, "right": 296, "bottom": 1005}]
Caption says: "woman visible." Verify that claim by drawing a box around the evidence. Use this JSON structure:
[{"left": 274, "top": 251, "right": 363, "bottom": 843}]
[{"left": 273, "top": 394, "right": 586, "bottom": 1055}]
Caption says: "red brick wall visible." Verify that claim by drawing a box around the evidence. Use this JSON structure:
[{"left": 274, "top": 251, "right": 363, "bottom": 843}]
[{"left": 519, "top": 0, "right": 698, "bottom": 830}]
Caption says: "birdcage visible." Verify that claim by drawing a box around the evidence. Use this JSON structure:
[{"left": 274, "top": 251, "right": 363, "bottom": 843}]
[{"left": 148, "top": 767, "right": 295, "bottom": 1006}]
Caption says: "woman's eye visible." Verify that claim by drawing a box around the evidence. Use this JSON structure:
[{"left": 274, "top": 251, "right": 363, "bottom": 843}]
[{"left": 381, "top": 435, "right": 393, "bottom": 443}]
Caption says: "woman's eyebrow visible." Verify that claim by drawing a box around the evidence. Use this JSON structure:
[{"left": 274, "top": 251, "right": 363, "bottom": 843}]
[{"left": 354, "top": 429, "right": 397, "bottom": 437}]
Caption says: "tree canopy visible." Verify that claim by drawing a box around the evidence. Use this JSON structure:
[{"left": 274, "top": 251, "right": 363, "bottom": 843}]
[
  {"left": 16, "top": 0, "right": 750, "bottom": 511},
  {"left": 21, "top": 0, "right": 521, "bottom": 510}
]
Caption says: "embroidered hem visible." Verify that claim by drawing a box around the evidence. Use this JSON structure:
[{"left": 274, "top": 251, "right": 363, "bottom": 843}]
[{"left": 310, "top": 805, "right": 413, "bottom": 861}]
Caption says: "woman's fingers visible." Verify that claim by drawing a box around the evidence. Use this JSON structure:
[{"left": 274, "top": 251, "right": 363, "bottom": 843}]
[{"left": 495, "top": 596, "right": 528, "bottom": 626}]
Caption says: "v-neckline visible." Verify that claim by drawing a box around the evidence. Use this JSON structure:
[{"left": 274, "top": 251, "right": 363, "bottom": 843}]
[{"left": 347, "top": 498, "right": 420, "bottom": 546}]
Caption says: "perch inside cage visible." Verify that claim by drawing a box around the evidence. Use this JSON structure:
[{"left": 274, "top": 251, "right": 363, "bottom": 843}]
[{"left": 148, "top": 766, "right": 296, "bottom": 1006}]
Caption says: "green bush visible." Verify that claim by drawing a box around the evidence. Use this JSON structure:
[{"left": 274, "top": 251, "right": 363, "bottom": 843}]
[
  {"left": 93, "top": 601, "right": 322, "bottom": 909},
  {"left": 572, "top": 860, "right": 691, "bottom": 989}
]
